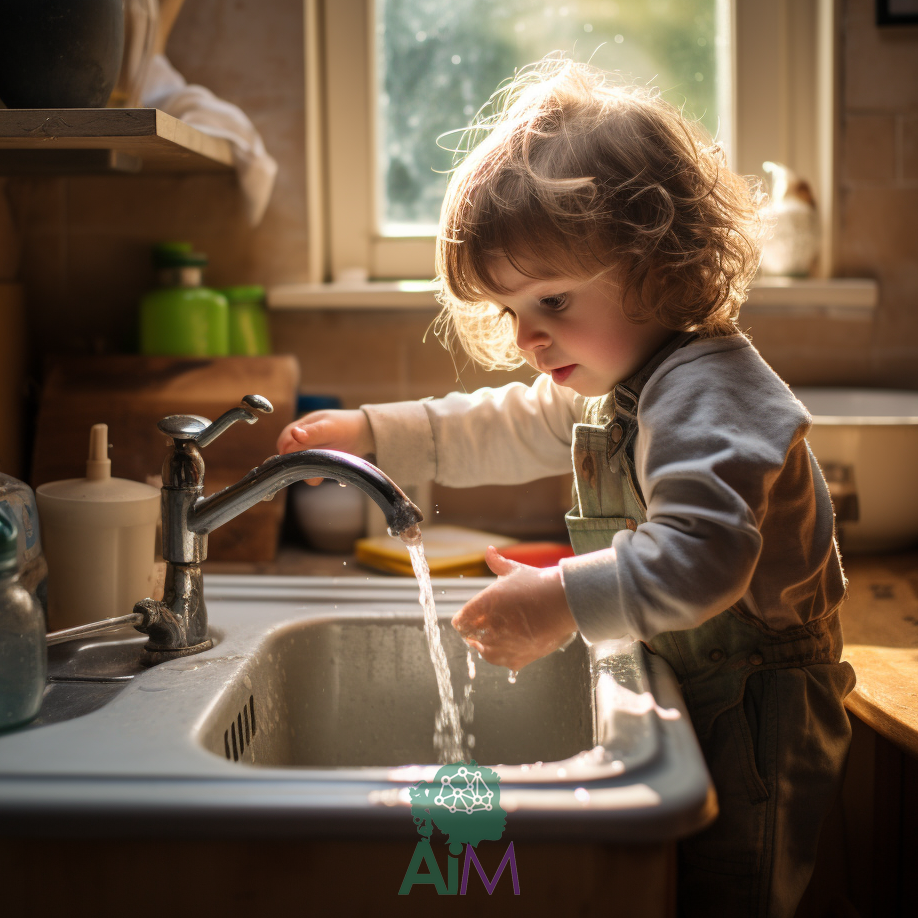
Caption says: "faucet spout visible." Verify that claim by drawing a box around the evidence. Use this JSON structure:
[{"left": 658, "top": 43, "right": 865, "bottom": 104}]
[
  {"left": 138, "top": 396, "right": 425, "bottom": 663},
  {"left": 189, "top": 449, "right": 423, "bottom": 537}
]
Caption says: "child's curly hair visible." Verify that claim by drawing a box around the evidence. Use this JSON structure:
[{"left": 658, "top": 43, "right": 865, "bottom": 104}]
[{"left": 435, "top": 57, "right": 767, "bottom": 371}]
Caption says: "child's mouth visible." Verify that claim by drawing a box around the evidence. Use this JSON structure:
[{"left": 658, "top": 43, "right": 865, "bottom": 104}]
[{"left": 551, "top": 365, "right": 576, "bottom": 384}]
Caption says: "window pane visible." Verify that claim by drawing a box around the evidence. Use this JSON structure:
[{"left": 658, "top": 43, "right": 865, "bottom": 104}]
[{"left": 375, "top": 0, "right": 731, "bottom": 236}]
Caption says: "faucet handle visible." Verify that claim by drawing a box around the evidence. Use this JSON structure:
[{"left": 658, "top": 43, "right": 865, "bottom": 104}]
[
  {"left": 157, "top": 414, "right": 212, "bottom": 441},
  {"left": 192, "top": 394, "right": 274, "bottom": 448},
  {"left": 158, "top": 396, "right": 274, "bottom": 447}
]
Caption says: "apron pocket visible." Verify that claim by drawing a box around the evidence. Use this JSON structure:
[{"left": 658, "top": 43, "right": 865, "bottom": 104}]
[{"left": 565, "top": 510, "right": 637, "bottom": 556}]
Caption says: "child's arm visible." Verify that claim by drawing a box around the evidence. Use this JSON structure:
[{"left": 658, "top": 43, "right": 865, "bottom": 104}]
[
  {"left": 452, "top": 546, "right": 578, "bottom": 672},
  {"left": 276, "top": 409, "right": 376, "bottom": 483}
]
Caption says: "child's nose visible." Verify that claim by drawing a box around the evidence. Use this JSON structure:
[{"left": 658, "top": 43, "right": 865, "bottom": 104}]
[{"left": 515, "top": 315, "right": 549, "bottom": 352}]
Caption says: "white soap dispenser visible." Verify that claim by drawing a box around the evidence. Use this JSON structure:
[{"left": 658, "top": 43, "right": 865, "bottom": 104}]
[{"left": 35, "top": 424, "right": 161, "bottom": 631}]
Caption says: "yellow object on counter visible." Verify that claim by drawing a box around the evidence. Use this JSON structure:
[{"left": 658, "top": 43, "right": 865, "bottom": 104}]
[{"left": 355, "top": 525, "right": 518, "bottom": 577}]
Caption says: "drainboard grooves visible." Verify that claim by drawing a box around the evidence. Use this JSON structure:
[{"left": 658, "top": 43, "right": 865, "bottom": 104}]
[{"left": 224, "top": 695, "right": 258, "bottom": 762}]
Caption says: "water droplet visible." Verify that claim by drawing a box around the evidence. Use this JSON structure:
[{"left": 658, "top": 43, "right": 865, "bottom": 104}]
[{"left": 507, "top": 670, "right": 518, "bottom": 684}]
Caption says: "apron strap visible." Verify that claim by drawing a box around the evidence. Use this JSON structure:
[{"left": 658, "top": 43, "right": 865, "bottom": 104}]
[{"left": 605, "top": 331, "right": 698, "bottom": 465}]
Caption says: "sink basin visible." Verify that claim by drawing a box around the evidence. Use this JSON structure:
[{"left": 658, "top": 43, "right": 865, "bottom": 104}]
[
  {"left": 202, "top": 616, "right": 593, "bottom": 769},
  {"left": 0, "top": 575, "right": 713, "bottom": 843}
]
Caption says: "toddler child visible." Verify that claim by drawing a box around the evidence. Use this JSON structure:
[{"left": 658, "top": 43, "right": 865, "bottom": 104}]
[{"left": 277, "top": 58, "right": 855, "bottom": 918}]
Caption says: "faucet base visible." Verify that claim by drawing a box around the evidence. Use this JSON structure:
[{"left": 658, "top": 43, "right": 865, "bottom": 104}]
[{"left": 142, "top": 639, "right": 214, "bottom": 666}]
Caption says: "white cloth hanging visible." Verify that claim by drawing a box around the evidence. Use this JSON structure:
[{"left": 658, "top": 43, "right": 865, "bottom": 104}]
[{"left": 141, "top": 54, "right": 278, "bottom": 226}]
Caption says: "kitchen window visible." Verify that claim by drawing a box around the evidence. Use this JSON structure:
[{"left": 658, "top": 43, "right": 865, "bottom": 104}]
[{"left": 303, "top": 0, "right": 838, "bottom": 285}]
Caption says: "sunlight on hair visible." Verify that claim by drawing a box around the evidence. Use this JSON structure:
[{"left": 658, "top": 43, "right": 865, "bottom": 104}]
[{"left": 432, "top": 54, "right": 767, "bottom": 371}]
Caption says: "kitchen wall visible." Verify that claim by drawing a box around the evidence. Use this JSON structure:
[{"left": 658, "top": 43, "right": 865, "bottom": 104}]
[
  {"left": 749, "top": 0, "right": 918, "bottom": 388},
  {"left": 3, "top": 0, "right": 917, "bottom": 534},
  {"left": 6, "top": 0, "right": 309, "bottom": 360}
]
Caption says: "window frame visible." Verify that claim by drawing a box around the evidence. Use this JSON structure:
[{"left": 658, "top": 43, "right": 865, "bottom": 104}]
[{"left": 305, "top": 0, "right": 839, "bottom": 284}]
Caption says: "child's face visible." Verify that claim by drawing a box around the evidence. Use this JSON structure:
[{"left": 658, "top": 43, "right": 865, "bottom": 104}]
[{"left": 487, "top": 257, "right": 675, "bottom": 396}]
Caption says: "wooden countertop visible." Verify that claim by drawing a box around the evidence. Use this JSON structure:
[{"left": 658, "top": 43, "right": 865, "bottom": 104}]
[{"left": 839, "top": 549, "right": 918, "bottom": 758}]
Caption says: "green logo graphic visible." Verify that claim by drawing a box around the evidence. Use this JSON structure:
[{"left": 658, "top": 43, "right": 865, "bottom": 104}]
[{"left": 399, "top": 761, "right": 519, "bottom": 895}]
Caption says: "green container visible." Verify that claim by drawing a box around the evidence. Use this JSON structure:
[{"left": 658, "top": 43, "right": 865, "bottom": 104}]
[
  {"left": 221, "top": 285, "right": 271, "bottom": 356},
  {"left": 139, "top": 243, "right": 230, "bottom": 357}
]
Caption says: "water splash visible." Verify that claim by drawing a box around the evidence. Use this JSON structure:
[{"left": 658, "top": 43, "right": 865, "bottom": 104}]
[{"left": 401, "top": 528, "right": 466, "bottom": 763}]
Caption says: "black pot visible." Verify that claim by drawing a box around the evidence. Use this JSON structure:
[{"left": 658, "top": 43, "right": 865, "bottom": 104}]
[{"left": 0, "top": 0, "right": 125, "bottom": 108}]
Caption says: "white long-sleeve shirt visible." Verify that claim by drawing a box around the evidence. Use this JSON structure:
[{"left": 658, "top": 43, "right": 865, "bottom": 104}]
[{"left": 362, "top": 335, "right": 846, "bottom": 642}]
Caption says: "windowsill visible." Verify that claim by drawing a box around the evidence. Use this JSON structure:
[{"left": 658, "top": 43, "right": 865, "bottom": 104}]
[
  {"left": 742, "top": 277, "right": 878, "bottom": 320},
  {"left": 268, "top": 280, "right": 440, "bottom": 310},
  {"left": 268, "top": 277, "right": 879, "bottom": 319}
]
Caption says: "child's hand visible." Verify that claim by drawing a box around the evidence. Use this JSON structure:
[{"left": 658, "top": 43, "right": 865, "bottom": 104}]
[
  {"left": 452, "top": 546, "right": 578, "bottom": 672},
  {"left": 276, "top": 409, "right": 376, "bottom": 484}
]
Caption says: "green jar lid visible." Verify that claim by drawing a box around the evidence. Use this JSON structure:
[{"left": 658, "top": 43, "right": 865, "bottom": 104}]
[
  {"left": 0, "top": 505, "right": 18, "bottom": 573},
  {"left": 220, "top": 285, "right": 265, "bottom": 304},
  {"left": 153, "top": 242, "right": 208, "bottom": 269}
]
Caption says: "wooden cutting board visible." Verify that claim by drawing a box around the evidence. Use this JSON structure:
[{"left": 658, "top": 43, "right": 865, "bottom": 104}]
[{"left": 32, "top": 355, "right": 300, "bottom": 562}]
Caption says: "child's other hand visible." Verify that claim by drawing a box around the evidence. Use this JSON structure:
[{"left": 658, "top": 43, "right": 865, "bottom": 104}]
[
  {"left": 452, "top": 546, "right": 578, "bottom": 672},
  {"left": 276, "top": 409, "right": 376, "bottom": 484}
]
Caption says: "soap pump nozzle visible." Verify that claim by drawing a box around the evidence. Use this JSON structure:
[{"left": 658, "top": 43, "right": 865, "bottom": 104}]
[{"left": 86, "top": 423, "right": 112, "bottom": 482}]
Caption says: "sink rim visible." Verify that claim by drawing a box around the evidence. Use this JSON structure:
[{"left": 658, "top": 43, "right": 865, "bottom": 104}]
[{"left": 0, "top": 574, "right": 715, "bottom": 843}]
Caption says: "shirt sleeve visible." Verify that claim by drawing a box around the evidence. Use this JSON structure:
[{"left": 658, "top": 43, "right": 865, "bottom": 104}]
[
  {"left": 560, "top": 344, "right": 814, "bottom": 643},
  {"left": 362, "top": 374, "right": 580, "bottom": 488}
]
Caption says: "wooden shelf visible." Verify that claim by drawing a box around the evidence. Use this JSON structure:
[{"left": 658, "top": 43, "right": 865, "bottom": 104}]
[{"left": 0, "top": 108, "right": 234, "bottom": 174}]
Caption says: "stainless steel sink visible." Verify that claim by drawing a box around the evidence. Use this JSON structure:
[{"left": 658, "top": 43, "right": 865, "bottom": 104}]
[{"left": 0, "top": 575, "right": 714, "bottom": 842}]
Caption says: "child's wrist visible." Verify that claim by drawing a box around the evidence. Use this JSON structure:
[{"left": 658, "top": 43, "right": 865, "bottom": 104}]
[{"left": 538, "top": 565, "right": 578, "bottom": 632}]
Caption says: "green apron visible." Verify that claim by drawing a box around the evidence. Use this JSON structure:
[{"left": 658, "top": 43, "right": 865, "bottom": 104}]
[{"left": 565, "top": 334, "right": 855, "bottom": 918}]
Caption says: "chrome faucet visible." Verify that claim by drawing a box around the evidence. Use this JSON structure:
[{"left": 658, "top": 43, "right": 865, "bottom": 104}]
[{"left": 129, "top": 394, "right": 423, "bottom": 662}]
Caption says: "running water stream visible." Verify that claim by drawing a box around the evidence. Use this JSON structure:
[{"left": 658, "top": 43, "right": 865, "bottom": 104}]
[{"left": 400, "top": 524, "right": 467, "bottom": 763}]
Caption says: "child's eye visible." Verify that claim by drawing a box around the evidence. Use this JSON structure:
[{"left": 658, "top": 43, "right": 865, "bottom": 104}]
[{"left": 540, "top": 294, "right": 567, "bottom": 311}]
